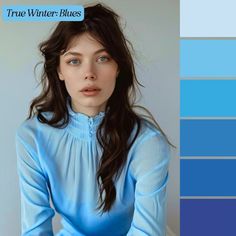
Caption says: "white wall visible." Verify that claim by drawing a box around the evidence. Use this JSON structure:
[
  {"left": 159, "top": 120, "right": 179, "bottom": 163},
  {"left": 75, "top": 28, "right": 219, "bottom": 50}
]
[{"left": 0, "top": 0, "right": 179, "bottom": 235}]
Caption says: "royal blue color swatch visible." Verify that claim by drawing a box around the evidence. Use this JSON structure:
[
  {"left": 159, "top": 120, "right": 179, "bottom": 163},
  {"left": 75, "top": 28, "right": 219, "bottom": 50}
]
[
  {"left": 180, "top": 119, "right": 236, "bottom": 156},
  {"left": 180, "top": 40, "right": 236, "bottom": 77},
  {"left": 181, "top": 159, "right": 236, "bottom": 196},
  {"left": 181, "top": 199, "right": 236, "bottom": 236},
  {"left": 180, "top": 80, "right": 236, "bottom": 117}
]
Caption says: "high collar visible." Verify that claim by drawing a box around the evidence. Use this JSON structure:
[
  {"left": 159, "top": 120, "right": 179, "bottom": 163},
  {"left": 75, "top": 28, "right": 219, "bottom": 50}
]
[{"left": 66, "top": 97, "right": 105, "bottom": 140}]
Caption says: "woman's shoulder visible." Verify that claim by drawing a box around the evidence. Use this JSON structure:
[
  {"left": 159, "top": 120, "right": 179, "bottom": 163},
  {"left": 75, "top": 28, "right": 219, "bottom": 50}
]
[
  {"left": 15, "top": 112, "right": 53, "bottom": 141},
  {"left": 137, "top": 118, "right": 163, "bottom": 141},
  {"left": 130, "top": 118, "right": 170, "bottom": 156},
  {"left": 128, "top": 118, "right": 171, "bottom": 180}
]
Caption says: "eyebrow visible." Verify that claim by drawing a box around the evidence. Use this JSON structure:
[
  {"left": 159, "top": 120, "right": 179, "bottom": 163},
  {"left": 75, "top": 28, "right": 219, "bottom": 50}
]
[{"left": 63, "top": 48, "right": 107, "bottom": 57}]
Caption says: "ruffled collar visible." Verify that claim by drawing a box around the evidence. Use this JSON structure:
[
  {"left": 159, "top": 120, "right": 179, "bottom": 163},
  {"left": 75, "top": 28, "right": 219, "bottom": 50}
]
[{"left": 66, "top": 97, "right": 105, "bottom": 140}]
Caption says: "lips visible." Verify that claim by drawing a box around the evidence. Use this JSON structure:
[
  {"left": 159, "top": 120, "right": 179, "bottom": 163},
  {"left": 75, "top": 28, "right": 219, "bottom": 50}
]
[{"left": 80, "top": 85, "right": 101, "bottom": 92}]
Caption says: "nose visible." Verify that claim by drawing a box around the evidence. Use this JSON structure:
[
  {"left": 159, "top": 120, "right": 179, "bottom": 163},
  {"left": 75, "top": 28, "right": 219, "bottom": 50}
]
[
  {"left": 84, "top": 62, "right": 97, "bottom": 80},
  {"left": 85, "top": 73, "right": 96, "bottom": 80}
]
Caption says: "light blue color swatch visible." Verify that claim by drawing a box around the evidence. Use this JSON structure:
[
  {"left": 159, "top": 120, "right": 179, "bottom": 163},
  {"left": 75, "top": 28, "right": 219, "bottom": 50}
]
[
  {"left": 181, "top": 80, "right": 236, "bottom": 117},
  {"left": 180, "top": 40, "right": 236, "bottom": 77}
]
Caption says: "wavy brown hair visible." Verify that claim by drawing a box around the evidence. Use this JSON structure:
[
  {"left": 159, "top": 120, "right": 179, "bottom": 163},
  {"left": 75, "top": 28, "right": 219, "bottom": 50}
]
[{"left": 27, "top": 3, "right": 173, "bottom": 214}]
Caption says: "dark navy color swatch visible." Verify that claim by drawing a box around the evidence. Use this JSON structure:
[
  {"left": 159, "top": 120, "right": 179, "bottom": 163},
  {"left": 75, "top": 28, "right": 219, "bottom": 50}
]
[
  {"left": 180, "top": 119, "right": 236, "bottom": 156},
  {"left": 181, "top": 199, "right": 236, "bottom": 236},
  {"left": 181, "top": 159, "right": 236, "bottom": 196}
]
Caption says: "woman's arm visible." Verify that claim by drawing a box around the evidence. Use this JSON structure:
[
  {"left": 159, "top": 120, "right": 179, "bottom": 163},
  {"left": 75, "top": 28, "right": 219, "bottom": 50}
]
[
  {"left": 127, "top": 133, "right": 171, "bottom": 236},
  {"left": 16, "top": 132, "right": 55, "bottom": 236}
]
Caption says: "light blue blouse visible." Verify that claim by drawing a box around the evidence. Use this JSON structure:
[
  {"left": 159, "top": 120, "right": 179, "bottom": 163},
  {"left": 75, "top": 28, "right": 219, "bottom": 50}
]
[{"left": 15, "top": 97, "right": 170, "bottom": 236}]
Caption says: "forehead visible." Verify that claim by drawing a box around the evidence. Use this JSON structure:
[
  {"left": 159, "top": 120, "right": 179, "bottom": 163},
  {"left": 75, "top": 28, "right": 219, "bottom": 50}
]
[{"left": 65, "top": 33, "right": 104, "bottom": 53}]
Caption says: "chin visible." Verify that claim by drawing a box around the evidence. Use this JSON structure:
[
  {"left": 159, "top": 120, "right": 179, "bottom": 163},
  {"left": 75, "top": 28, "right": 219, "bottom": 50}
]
[{"left": 83, "top": 101, "right": 105, "bottom": 108}]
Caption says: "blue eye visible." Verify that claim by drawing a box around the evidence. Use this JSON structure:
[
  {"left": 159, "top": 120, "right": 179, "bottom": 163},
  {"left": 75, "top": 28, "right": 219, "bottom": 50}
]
[
  {"left": 68, "top": 59, "right": 80, "bottom": 65},
  {"left": 98, "top": 56, "right": 109, "bottom": 62}
]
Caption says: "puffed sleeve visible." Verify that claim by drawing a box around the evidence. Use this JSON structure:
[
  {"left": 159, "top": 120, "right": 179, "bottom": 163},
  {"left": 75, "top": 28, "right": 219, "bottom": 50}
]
[
  {"left": 127, "top": 132, "right": 171, "bottom": 236},
  {"left": 15, "top": 129, "right": 55, "bottom": 236}
]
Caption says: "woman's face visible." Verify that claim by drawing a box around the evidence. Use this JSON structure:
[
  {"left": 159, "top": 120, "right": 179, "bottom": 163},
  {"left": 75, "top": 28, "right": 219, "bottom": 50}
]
[{"left": 58, "top": 32, "right": 119, "bottom": 117}]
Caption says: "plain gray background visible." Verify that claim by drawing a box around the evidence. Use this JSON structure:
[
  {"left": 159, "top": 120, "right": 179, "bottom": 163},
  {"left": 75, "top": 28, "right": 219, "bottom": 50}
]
[{"left": 0, "top": 0, "right": 179, "bottom": 235}]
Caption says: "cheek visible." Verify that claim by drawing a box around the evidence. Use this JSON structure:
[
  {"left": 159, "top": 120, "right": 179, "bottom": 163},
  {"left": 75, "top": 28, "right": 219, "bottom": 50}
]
[
  {"left": 60, "top": 62, "right": 80, "bottom": 79},
  {"left": 103, "top": 78, "right": 117, "bottom": 96},
  {"left": 99, "top": 65, "right": 117, "bottom": 81},
  {"left": 61, "top": 69, "right": 82, "bottom": 87},
  {"left": 63, "top": 69, "right": 79, "bottom": 79},
  {"left": 104, "top": 69, "right": 117, "bottom": 93}
]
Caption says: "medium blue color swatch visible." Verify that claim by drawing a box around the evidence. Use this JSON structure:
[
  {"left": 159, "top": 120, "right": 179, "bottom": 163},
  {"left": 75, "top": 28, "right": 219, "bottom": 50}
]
[
  {"left": 180, "top": 40, "right": 236, "bottom": 77},
  {"left": 180, "top": 80, "right": 236, "bottom": 117},
  {"left": 181, "top": 199, "right": 236, "bottom": 236},
  {"left": 180, "top": 119, "right": 236, "bottom": 156},
  {"left": 181, "top": 159, "right": 236, "bottom": 196}
]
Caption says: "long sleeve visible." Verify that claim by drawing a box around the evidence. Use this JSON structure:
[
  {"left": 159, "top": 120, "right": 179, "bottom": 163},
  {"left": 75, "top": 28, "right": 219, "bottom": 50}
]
[
  {"left": 127, "top": 132, "right": 170, "bottom": 236},
  {"left": 16, "top": 131, "right": 55, "bottom": 236}
]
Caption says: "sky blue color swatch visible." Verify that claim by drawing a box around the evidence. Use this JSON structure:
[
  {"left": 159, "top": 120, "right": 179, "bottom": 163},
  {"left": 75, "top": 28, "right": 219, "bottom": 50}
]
[
  {"left": 2, "top": 5, "right": 84, "bottom": 21},
  {"left": 180, "top": 40, "right": 236, "bottom": 77},
  {"left": 180, "top": 80, "right": 236, "bottom": 117},
  {"left": 181, "top": 199, "right": 236, "bottom": 236},
  {"left": 181, "top": 159, "right": 236, "bottom": 196},
  {"left": 180, "top": 119, "right": 236, "bottom": 156}
]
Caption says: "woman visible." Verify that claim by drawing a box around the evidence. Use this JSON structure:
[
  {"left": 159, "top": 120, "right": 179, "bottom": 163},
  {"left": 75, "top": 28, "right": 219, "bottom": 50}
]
[{"left": 15, "top": 3, "right": 171, "bottom": 236}]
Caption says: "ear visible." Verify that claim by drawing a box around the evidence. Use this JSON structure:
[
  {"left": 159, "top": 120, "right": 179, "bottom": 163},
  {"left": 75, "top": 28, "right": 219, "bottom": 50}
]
[
  {"left": 57, "top": 68, "right": 64, "bottom": 81},
  {"left": 116, "top": 69, "right": 120, "bottom": 78}
]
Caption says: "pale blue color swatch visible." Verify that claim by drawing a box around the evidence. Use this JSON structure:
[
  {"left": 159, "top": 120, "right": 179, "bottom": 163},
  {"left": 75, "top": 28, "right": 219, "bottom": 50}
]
[
  {"left": 15, "top": 97, "right": 170, "bottom": 236},
  {"left": 181, "top": 0, "right": 236, "bottom": 37},
  {"left": 180, "top": 80, "right": 236, "bottom": 117},
  {"left": 180, "top": 40, "right": 236, "bottom": 77}
]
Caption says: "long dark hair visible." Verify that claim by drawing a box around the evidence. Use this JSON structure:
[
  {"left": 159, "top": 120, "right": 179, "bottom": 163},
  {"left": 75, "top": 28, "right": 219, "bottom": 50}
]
[{"left": 28, "top": 3, "right": 173, "bottom": 214}]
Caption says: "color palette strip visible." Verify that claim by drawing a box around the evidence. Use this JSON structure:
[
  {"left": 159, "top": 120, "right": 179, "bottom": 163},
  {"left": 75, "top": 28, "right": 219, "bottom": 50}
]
[
  {"left": 181, "top": 80, "right": 236, "bottom": 117},
  {"left": 180, "top": 40, "right": 236, "bottom": 77},
  {"left": 181, "top": 199, "right": 236, "bottom": 236},
  {"left": 180, "top": 119, "right": 236, "bottom": 156},
  {"left": 181, "top": 159, "right": 236, "bottom": 196},
  {"left": 180, "top": 1, "right": 236, "bottom": 236}
]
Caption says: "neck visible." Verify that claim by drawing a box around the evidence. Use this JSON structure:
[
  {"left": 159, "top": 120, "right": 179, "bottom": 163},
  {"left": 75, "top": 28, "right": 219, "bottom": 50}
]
[{"left": 71, "top": 100, "right": 106, "bottom": 117}]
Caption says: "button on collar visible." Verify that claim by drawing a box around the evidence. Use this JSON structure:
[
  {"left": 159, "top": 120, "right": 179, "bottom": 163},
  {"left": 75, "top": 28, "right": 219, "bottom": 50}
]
[{"left": 88, "top": 118, "right": 94, "bottom": 126}]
